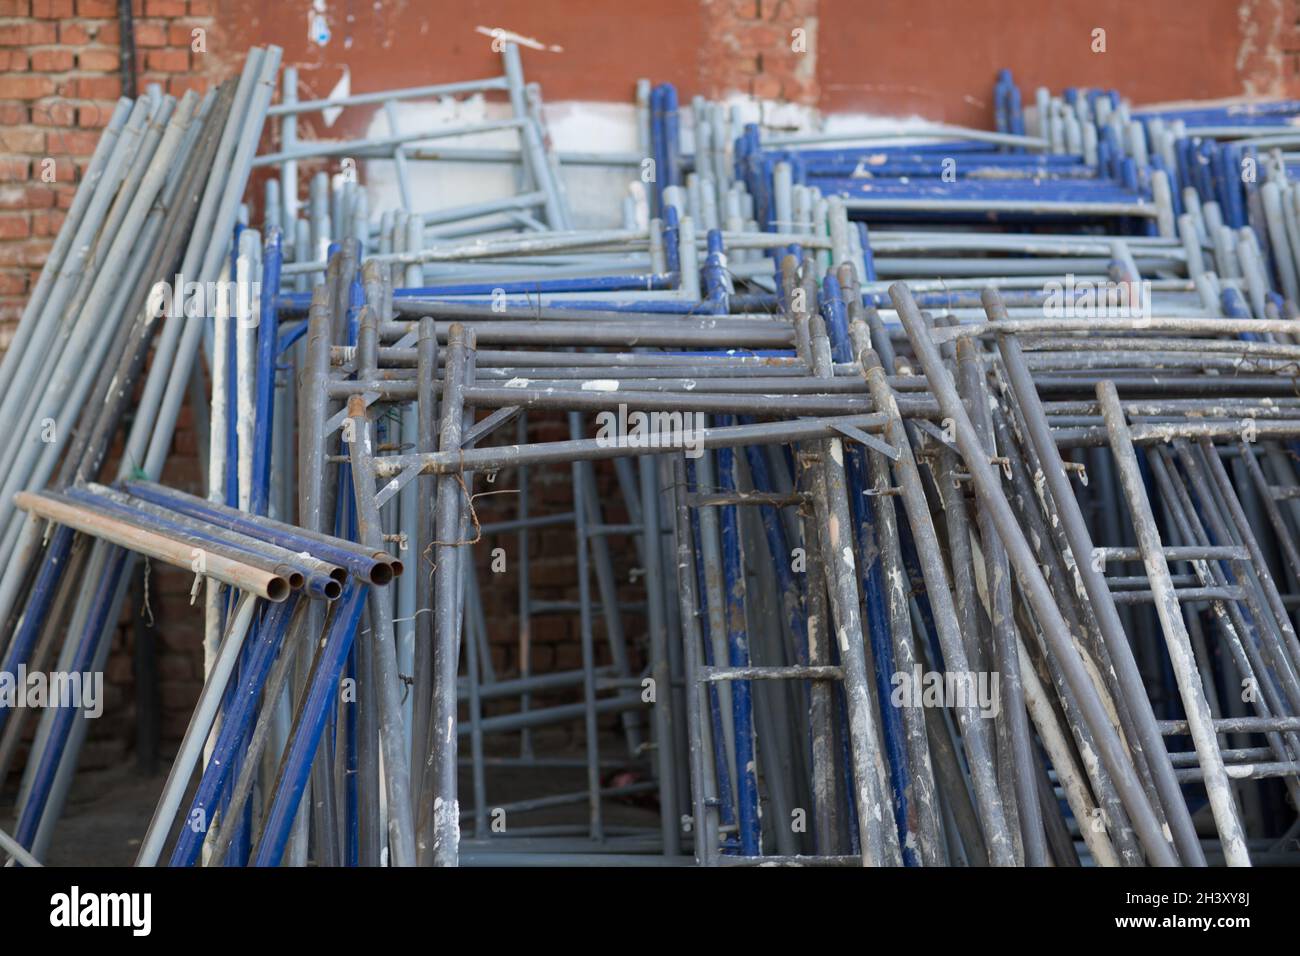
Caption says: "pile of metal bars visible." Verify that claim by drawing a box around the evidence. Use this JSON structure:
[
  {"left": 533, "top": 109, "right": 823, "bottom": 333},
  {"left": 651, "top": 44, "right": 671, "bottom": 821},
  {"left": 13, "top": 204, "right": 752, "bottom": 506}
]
[{"left": 2, "top": 48, "right": 1300, "bottom": 868}]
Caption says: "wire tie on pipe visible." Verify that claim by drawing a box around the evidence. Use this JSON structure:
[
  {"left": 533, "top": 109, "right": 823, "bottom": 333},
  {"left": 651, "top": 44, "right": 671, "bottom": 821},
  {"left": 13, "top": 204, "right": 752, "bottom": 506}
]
[{"left": 141, "top": 557, "right": 155, "bottom": 627}]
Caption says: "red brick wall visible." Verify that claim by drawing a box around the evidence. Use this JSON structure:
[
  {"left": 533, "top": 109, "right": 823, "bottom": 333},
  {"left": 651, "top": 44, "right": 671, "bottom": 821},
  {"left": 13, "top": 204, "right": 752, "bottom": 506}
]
[
  {"left": 817, "top": 0, "right": 1292, "bottom": 127},
  {"left": 698, "top": 0, "right": 818, "bottom": 104},
  {"left": 224, "top": 0, "right": 704, "bottom": 108},
  {"left": 0, "top": 0, "right": 223, "bottom": 345}
]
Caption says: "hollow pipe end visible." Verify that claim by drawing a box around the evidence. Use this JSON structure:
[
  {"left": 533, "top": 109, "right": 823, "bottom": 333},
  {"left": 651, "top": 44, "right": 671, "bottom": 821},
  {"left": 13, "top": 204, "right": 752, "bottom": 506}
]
[{"left": 266, "top": 576, "right": 291, "bottom": 602}]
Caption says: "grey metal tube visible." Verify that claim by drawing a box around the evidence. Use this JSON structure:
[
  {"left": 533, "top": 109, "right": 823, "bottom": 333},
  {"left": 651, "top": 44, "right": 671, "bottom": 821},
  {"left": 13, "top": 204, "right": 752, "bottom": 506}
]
[
  {"left": 347, "top": 394, "right": 417, "bottom": 867},
  {"left": 889, "top": 282, "right": 1178, "bottom": 866},
  {"left": 1094, "top": 381, "right": 1250, "bottom": 866},
  {"left": 987, "top": 288, "right": 1205, "bottom": 866}
]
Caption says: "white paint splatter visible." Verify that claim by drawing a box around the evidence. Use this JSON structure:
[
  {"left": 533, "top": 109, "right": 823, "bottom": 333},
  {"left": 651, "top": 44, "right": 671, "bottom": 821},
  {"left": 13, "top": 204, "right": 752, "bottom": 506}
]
[
  {"left": 321, "top": 67, "right": 350, "bottom": 128},
  {"left": 475, "top": 25, "right": 564, "bottom": 53}
]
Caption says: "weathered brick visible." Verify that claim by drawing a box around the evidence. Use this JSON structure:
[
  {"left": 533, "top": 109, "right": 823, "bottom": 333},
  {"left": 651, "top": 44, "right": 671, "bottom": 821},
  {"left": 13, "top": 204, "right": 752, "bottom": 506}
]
[
  {"left": 0, "top": 214, "right": 30, "bottom": 239},
  {"left": 58, "top": 21, "right": 90, "bottom": 44},
  {"left": 0, "top": 75, "right": 57, "bottom": 99},
  {"left": 0, "top": 157, "right": 31, "bottom": 180},
  {"left": 188, "top": 0, "right": 212, "bottom": 13},
  {"left": 0, "top": 0, "right": 33, "bottom": 14},
  {"left": 0, "top": 20, "right": 57, "bottom": 44},
  {"left": 0, "top": 126, "right": 45, "bottom": 153},
  {"left": 32, "top": 0, "right": 74, "bottom": 15},
  {"left": 0, "top": 271, "right": 27, "bottom": 295},
  {"left": 31, "top": 209, "right": 64, "bottom": 236},
  {"left": 147, "top": 48, "right": 189, "bottom": 72},
  {"left": 29, "top": 48, "right": 73, "bottom": 71},
  {"left": 166, "top": 74, "right": 207, "bottom": 97},
  {"left": 77, "top": 47, "right": 120, "bottom": 72},
  {"left": 78, "top": 101, "right": 117, "bottom": 127},
  {"left": 66, "top": 74, "right": 121, "bottom": 99},
  {"left": 0, "top": 103, "right": 27, "bottom": 125},
  {"left": 0, "top": 184, "right": 47, "bottom": 208},
  {"left": 134, "top": 19, "right": 167, "bottom": 46},
  {"left": 144, "top": 0, "right": 185, "bottom": 13},
  {"left": 700, "top": 0, "right": 818, "bottom": 103},
  {"left": 75, "top": 0, "right": 117, "bottom": 14},
  {"left": 46, "top": 128, "right": 100, "bottom": 156},
  {"left": 0, "top": 49, "right": 28, "bottom": 70},
  {"left": 0, "top": 238, "right": 52, "bottom": 266},
  {"left": 31, "top": 98, "right": 75, "bottom": 126}
]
